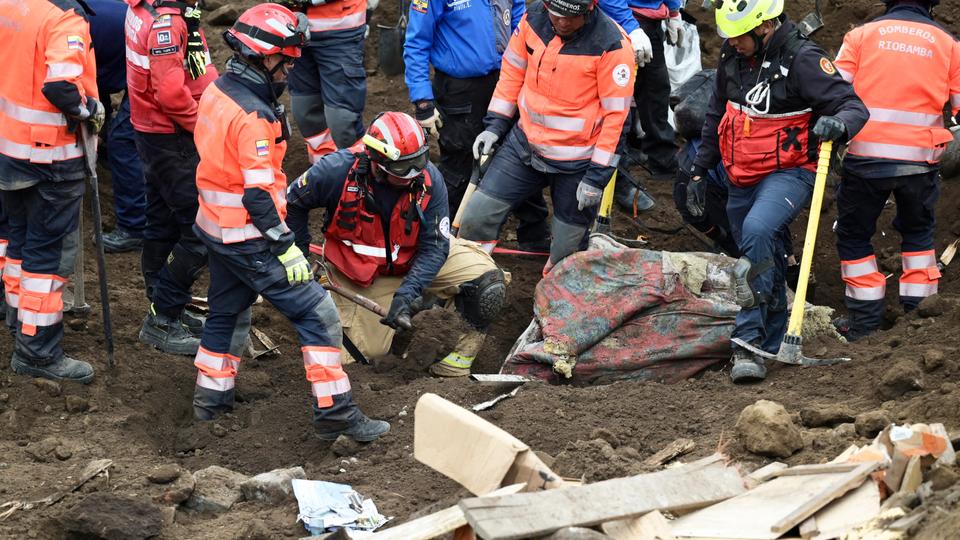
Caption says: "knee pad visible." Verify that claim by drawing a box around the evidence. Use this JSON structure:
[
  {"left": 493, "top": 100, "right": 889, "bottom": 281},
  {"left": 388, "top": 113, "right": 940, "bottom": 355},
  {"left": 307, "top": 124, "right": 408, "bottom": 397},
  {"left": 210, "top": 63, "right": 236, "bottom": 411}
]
[
  {"left": 313, "top": 292, "right": 343, "bottom": 348},
  {"left": 167, "top": 241, "right": 208, "bottom": 285},
  {"left": 290, "top": 95, "right": 328, "bottom": 137},
  {"left": 549, "top": 217, "right": 589, "bottom": 265},
  {"left": 455, "top": 269, "right": 506, "bottom": 329},
  {"left": 324, "top": 106, "right": 363, "bottom": 148},
  {"left": 732, "top": 257, "right": 759, "bottom": 308},
  {"left": 458, "top": 191, "right": 511, "bottom": 242}
]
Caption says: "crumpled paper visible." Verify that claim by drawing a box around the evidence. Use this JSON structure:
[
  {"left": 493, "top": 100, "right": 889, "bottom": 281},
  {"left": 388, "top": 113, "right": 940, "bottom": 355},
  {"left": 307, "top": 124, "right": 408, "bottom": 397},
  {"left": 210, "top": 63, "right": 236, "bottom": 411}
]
[{"left": 291, "top": 479, "right": 389, "bottom": 536}]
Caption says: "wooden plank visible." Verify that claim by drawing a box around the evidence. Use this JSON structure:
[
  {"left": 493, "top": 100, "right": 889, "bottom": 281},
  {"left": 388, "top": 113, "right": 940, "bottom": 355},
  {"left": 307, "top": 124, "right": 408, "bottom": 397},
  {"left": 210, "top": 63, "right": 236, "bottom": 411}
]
[
  {"left": 898, "top": 456, "right": 922, "bottom": 494},
  {"left": 460, "top": 454, "right": 745, "bottom": 540},
  {"left": 769, "top": 463, "right": 860, "bottom": 478},
  {"left": 799, "top": 481, "right": 880, "bottom": 540},
  {"left": 642, "top": 439, "right": 695, "bottom": 468},
  {"left": 368, "top": 484, "right": 525, "bottom": 540},
  {"left": 670, "top": 462, "right": 878, "bottom": 540},
  {"left": 602, "top": 511, "right": 674, "bottom": 540},
  {"left": 745, "top": 463, "right": 788, "bottom": 488}
]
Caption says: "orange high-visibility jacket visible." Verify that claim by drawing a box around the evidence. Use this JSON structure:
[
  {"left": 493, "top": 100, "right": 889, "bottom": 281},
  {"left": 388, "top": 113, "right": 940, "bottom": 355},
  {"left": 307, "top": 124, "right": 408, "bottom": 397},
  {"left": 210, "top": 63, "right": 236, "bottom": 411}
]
[
  {"left": 487, "top": 3, "right": 635, "bottom": 185},
  {"left": 0, "top": 0, "right": 98, "bottom": 182},
  {"left": 305, "top": 0, "right": 367, "bottom": 35},
  {"left": 194, "top": 76, "right": 290, "bottom": 248},
  {"left": 835, "top": 8, "right": 960, "bottom": 164}
]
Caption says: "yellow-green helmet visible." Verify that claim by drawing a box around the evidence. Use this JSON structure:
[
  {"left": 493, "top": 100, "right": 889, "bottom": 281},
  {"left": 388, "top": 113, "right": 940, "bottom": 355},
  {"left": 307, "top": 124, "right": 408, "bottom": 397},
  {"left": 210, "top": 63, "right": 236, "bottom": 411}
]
[{"left": 715, "top": 0, "right": 784, "bottom": 39}]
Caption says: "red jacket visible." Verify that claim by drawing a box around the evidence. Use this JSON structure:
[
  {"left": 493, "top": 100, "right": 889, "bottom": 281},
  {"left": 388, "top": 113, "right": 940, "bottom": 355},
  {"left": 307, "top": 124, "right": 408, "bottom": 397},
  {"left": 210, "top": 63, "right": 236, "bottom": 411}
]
[{"left": 124, "top": 0, "right": 217, "bottom": 133}]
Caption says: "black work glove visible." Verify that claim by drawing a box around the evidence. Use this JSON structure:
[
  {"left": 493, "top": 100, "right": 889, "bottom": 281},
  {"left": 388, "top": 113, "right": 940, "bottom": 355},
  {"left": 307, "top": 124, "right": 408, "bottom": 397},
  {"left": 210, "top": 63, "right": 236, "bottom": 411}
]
[
  {"left": 380, "top": 295, "right": 413, "bottom": 330},
  {"left": 184, "top": 7, "right": 207, "bottom": 80},
  {"left": 812, "top": 116, "right": 846, "bottom": 142},
  {"left": 686, "top": 165, "right": 708, "bottom": 218}
]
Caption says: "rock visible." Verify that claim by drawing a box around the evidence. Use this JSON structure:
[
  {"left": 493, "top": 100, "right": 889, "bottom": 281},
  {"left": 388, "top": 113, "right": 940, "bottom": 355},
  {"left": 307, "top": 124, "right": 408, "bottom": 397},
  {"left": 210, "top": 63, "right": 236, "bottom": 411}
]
[
  {"left": 331, "top": 435, "right": 361, "bottom": 457},
  {"left": 174, "top": 424, "right": 211, "bottom": 453},
  {"left": 917, "top": 295, "right": 947, "bottom": 318},
  {"left": 833, "top": 422, "right": 858, "bottom": 439},
  {"left": 855, "top": 410, "right": 892, "bottom": 438},
  {"left": 185, "top": 466, "right": 248, "bottom": 513},
  {"left": 236, "top": 519, "right": 274, "bottom": 540},
  {"left": 211, "top": 423, "right": 228, "bottom": 438},
  {"left": 0, "top": 410, "right": 22, "bottom": 431},
  {"left": 159, "top": 506, "right": 176, "bottom": 527},
  {"left": 735, "top": 400, "right": 804, "bottom": 458},
  {"left": 240, "top": 467, "right": 305, "bottom": 505},
  {"left": 207, "top": 5, "right": 241, "bottom": 26},
  {"left": 800, "top": 405, "right": 856, "bottom": 427},
  {"left": 927, "top": 466, "right": 959, "bottom": 491},
  {"left": 923, "top": 349, "right": 946, "bottom": 371},
  {"left": 58, "top": 492, "right": 163, "bottom": 540},
  {"left": 24, "top": 438, "right": 60, "bottom": 462},
  {"left": 54, "top": 445, "right": 73, "bottom": 461},
  {"left": 159, "top": 473, "right": 195, "bottom": 505},
  {"left": 0, "top": 392, "right": 9, "bottom": 403},
  {"left": 147, "top": 464, "right": 181, "bottom": 485},
  {"left": 879, "top": 361, "right": 924, "bottom": 399},
  {"left": 64, "top": 395, "right": 90, "bottom": 413},
  {"left": 32, "top": 378, "right": 62, "bottom": 397}
]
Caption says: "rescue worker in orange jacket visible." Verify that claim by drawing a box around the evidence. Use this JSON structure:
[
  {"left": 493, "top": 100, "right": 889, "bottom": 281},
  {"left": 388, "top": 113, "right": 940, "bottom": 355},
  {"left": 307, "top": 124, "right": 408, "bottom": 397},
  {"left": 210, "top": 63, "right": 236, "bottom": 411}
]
[
  {"left": 688, "top": 0, "right": 867, "bottom": 383},
  {"left": 125, "top": 0, "right": 217, "bottom": 356},
  {"left": 458, "top": 0, "right": 636, "bottom": 273},
  {"left": 287, "top": 112, "right": 508, "bottom": 377},
  {"left": 192, "top": 4, "right": 389, "bottom": 442},
  {"left": 0, "top": 0, "right": 103, "bottom": 383},
  {"left": 831, "top": 0, "right": 960, "bottom": 341},
  {"left": 280, "top": 0, "right": 375, "bottom": 162}
]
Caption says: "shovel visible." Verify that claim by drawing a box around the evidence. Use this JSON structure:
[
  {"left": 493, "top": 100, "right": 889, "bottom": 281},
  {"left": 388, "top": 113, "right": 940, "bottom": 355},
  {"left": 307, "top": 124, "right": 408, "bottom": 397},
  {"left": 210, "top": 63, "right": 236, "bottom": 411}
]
[
  {"left": 731, "top": 141, "right": 850, "bottom": 367},
  {"left": 377, "top": 0, "right": 407, "bottom": 76},
  {"left": 797, "top": 0, "right": 824, "bottom": 37}
]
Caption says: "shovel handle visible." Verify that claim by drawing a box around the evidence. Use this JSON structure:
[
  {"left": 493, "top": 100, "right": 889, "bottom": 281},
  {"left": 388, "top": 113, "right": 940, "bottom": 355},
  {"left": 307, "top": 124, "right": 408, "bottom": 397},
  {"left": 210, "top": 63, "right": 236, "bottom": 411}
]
[
  {"left": 786, "top": 141, "right": 832, "bottom": 337},
  {"left": 310, "top": 260, "right": 414, "bottom": 331}
]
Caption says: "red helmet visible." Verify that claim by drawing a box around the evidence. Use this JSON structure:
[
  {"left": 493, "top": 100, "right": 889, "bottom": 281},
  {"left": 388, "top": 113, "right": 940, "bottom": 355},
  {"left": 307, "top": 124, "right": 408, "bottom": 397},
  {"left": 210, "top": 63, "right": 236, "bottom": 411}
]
[
  {"left": 364, "top": 112, "right": 429, "bottom": 187},
  {"left": 227, "top": 3, "right": 309, "bottom": 59}
]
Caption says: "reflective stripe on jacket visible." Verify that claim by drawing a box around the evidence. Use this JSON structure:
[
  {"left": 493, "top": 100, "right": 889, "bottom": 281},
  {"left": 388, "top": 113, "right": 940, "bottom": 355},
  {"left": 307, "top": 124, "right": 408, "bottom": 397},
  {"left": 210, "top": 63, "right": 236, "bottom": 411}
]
[{"left": 305, "top": 0, "right": 367, "bottom": 34}]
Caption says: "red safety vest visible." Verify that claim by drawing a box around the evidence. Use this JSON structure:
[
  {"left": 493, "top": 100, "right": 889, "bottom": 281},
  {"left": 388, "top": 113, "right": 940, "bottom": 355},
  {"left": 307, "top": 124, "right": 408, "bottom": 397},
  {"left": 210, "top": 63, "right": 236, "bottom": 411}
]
[
  {"left": 323, "top": 164, "right": 432, "bottom": 287},
  {"left": 719, "top": 102, "right": 815, "bottom": 187}
]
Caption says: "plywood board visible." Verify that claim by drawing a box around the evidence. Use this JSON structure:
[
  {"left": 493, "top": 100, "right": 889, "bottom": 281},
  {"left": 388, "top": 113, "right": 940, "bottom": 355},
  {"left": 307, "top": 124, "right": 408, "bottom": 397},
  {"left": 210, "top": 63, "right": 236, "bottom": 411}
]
[
  {"left": 602, "top": 511, "right": 674, "bottom": 540},
  {"left": 799, "top": 481, "right": 880, "bottom": 540},
  {"left": 460, "top": 454, "right": 745, "bottom": 540},
  {"left": 670, "top": 463, "right": 877, "bottom": 540}
]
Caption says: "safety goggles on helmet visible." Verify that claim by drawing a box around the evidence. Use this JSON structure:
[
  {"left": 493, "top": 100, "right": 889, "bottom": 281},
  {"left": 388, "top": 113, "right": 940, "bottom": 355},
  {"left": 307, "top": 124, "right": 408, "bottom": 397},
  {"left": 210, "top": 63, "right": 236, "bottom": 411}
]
[{"left": 364, "top": 112, "right": 430, "bottom": 187}]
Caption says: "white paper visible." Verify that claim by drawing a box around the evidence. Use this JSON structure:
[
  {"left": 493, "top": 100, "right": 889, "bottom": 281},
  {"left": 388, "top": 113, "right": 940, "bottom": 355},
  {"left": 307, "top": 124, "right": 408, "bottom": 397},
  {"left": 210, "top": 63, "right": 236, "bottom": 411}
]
[{"left": 291, "top": 479, "right": 388, "bottom": 535}]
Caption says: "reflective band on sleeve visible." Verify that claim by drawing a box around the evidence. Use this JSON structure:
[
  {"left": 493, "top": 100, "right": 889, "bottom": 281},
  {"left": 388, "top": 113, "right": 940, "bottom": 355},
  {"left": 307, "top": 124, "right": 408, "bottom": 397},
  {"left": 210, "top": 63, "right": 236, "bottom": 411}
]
[
  {"left": 199, "top": 189, "right": 244, "bottom": 208},
  {"left": 867, "top": 108, "right": 942, "bottom": 128},
  {"left": 305, "top": 131, "right": 333, "bottom": 150},
  {"left": 0, "top": 97, "right": 66, "bottom": 127},
  {"left": 600, "top": 97, "right": 629, "bottom": 111},
  {"left": 195, "top": 208, "right": 263, "bottom": 243},
  {"left": 845, "top": 285, "right": 885, "bottom": 301},
  {"left": 0, "top": 136, "right": 84, "bottom": 162},
  {"left": 902, "top": 250, "right": 936, "bottom": 270},
  {"left": 5, "top": 291, "right": 17, "bottom": 308},
  {"left": 591, "top": 148, "right": 619, "bottom": 167},
  {"left": 503, "top": 47, "right": 527, "bottom": 70},
  {"left": 264, "top": 222, "right": 291, "bottom": 242},
  {"left": 836, "top": 68, "right": 853, "bottom": 83},
  {"left": 900, "top": 282, "right": 937, "bottom": 298},
  {"left": 242, "top": 169, "right": 274, "bottom": 187},
  {"left": 46, "top": 63, "right": 84, "bottom": 79},
  {"left": 847, "top": 141, "right": 944, "bottom": 163},
  {"left": 308, "top": 11, "right": 365, "bottom": 32},
  {"left": 125, "top": 48, "right": 151, "bottom": 69},
  {"left": 529, "top": 141, "right": 595, "bottom": 161},
  {"left": 488, "top": 97, "right": 518, "bottom": 117}
]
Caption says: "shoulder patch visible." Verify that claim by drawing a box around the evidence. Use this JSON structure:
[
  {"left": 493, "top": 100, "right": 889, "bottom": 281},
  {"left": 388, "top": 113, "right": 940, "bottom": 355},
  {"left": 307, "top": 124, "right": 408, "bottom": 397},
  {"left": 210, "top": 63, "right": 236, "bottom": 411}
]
[
  {"left": 438, "top": 216, "right": 451, "bottom": 239},
  {"left": 612, "top": 63, "right": 631, "bottom": 88},
  {"left": 346, "top": 185, "right": 360, "bottom": 193},
  {"left": 255, "top": 139, "right": 270, "bottom": 157},
  {"left": 412, "top": 0, "right": 428, "bottom": 13},
  {"left": 157, "top": 31, "right": 172, "bottom": 45},
  {"left": 151, "top": 45, "right": 179, "bottom": 56},
  {"left": 66, "top": 35, "right": 84, "bottom": 50},
  {"left": 153, "top": 15, "right": 173, "bottom": 29},
  {"left": 819, "top": 57, "right": 837, "bottom": 75}
]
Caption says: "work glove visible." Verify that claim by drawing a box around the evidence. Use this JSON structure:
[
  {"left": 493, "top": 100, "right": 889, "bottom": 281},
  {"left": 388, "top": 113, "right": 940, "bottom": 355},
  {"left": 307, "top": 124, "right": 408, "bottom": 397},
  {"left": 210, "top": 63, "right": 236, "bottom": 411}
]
[
  {"left": 184, "top": 7, "right": 207, "bottom": 80},
  {"left": 367, "top": 0, "right": 379, "bottom": 10},
  {"left": 381, "top": 294, "right": 413, "bottom": 330},
  {"left": 576, "top": 181, "right": 603, "bottom": 211},
  {"left": 415, "top": 100, "right": 443, "bottom": 137},
  {"left": 77, "top": 96, "right": 106, "bottom": 134},
  {"left": 472, "top": 130, "right": 499, "bottom": 160},
  {"left": 277, "top": 244, "right": 313, "bottom": 286},
  {"left": 628, "top": 28, "right": 653, "bottom": 68},
  {"left": 812, "top": 116, "right": 846, "bottom": 142},
  {"left": 665, "top": 13, "right": 683, "bottom": 46},
  {"left": 686, "top": 176, "right": 707, "bottom": 217}
]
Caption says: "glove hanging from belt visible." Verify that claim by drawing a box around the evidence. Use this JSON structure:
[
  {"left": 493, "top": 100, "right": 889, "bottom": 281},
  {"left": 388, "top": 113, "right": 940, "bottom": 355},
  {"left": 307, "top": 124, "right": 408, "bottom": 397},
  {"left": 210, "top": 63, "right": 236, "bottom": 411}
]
[{"left": 184, "top": 6, "right": 207, "bottom": 80}]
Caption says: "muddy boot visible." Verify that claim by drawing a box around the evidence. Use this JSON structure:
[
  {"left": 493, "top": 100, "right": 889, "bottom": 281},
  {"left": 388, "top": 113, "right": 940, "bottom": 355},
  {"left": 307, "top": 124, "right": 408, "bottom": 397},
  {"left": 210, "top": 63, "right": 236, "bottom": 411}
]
[
  {"left": 11, "top": 352, "right": 94, "bottom": 384},
  {"left": 139, "top": 304, "right": 200, "bottom": 355},
  {"left": 316, "top": 414, "right": 390, "bottom": 443},
  {"left": 832, "top": 316, "right": 875, "bottom": 343},
  {"left": 100, "top": 228, "right": 143, "bottom": 253},
  {"left": 730, "top": 347, "right": 766, "bottom": 384},
  {"left": 180, "top": 309, "right": 205, "bottom": 338},
  {"left": 430, "top": 330, "right": 485, "bottom": 378}
]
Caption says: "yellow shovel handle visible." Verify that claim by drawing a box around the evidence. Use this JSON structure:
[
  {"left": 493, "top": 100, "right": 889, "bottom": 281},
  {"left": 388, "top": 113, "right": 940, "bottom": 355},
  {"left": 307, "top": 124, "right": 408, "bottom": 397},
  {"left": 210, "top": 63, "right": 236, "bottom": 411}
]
[
  {"left": 599, "top": 169, "right": 617, "bottom": 220},
  {"left": 786, "top": 140, "right": 832, "bottom": 336}
]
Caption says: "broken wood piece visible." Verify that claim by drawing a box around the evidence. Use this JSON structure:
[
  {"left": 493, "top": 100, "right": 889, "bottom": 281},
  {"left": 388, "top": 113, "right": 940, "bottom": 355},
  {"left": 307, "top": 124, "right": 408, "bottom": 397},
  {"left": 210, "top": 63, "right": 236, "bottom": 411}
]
[
  {"left": 670, "top": 462, "right": 878, "bottom": 540},
  {"left": 250, "top": 326, "right": 280, "bottom": 358},
  {"left": 745, "top": 462, "right": 788, "bottom": 488},
  {"left": 472, "top": 386, "right": 521, "bottom": 412},
  {"left": 602, "top": 510, "right": 674, "bottom": 540},
  {"left": 898, "top": 456, "right": 922, "bottom": 494},
  {"left": 642, "top": 438, "right": 695, "bottom": 468},
  {"left": 768, "top": 463, "right": 861, "bottom": 478},
  {"left": 368, "top": 484, "right": 524, "bottom": 540},
  {"left": 460, "top": 454, "right": 744, "bottom": 540},
  {"left": 798, "top": 480, "right": 880, "bottom": 540},
  {"left": 469, "top": 374, "right": 530, "bottom": 384},
  {"left": 887, "top": 509, "right": 926, "bottom": 532},
  {"left": 940, "top": 238, "right": 960, "bottom": 267}
]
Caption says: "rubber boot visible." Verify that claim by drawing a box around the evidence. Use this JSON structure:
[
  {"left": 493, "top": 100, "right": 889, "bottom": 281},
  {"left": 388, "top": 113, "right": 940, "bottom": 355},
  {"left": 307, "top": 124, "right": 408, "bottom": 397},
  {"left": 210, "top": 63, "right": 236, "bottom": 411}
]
[
  {"left": 139, "top": 304, "right": 201, "bottom": 355},
  {"left": 11, "top": 352, "right": 94, "bottom": 384},
  {"left": 316, "top": 414, "right": 391, "bottom": 443},
  {"left": 730, "top": 347, "right": 766, "bottom": 384},
  {"left": 430, "top": 330, "right": 485, "bottom": 377}
]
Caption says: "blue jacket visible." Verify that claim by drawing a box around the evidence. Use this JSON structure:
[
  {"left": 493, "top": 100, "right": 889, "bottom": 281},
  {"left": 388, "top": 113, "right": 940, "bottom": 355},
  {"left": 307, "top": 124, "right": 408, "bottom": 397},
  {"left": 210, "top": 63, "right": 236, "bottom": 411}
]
[
  {"left": 404, "top": 0, "right": 525, "bottom": 103},
  {"left": 87, "top": 0, "right": 128, "bottom": 96},
  {"left": 596, "top": 0, "right": 682, "bottom": 35},
  {"left": 286, "top": 150, "right": 451, "bottom": 300}
]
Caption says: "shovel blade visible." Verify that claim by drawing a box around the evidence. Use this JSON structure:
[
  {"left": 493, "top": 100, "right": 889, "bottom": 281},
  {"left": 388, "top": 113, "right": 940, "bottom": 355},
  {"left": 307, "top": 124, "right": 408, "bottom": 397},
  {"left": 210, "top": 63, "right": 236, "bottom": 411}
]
[
  {"left": 798, "top": 12, "right": 824, "bottom": 37},
  {"left": 777, "top": 334, "right": 851, "bottom": 367}
]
